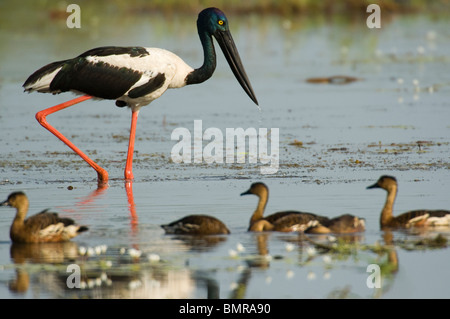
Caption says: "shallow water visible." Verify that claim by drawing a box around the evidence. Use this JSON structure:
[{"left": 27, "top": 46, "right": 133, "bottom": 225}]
[{"left": 0, "top": 3, "right": 450, "bottom": 299}]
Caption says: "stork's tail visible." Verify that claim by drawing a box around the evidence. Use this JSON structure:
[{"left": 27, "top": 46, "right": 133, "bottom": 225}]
[{"left": 23, "top": 60, "right": 68, "bottom": 94}]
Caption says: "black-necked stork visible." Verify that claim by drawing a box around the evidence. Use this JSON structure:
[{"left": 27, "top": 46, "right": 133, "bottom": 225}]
[{"left": 23, "top": 7, "right": 258, "bottom": 182}]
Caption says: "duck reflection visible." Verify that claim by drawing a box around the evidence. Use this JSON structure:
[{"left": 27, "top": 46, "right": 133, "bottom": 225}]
[
  {"left": 368, "top": 231, "right": 399, "bottom": 299},
  {"left": 229, "top": 268, "right": 252, "bottom": 299},
  {"left": 193, "top": 271, "right": 220, "bottom": 299},
  {"left": 93, "top": 269, "right": 195, "bottom": 299},
  {"left": 227, "top": 229, "right": 402, "bottom": 299},
  {"left": 8, "top": 269, "right": 29, "bottom": 293},
  {"left": 300, "top": 230, "right": 365, "bottom": 245},
  {"left": 10, "top": 242, "right": 79, "bottom": 264},
  {"left": 8, "top": 241, "right": 80, "bottom": 294},
  {"left": 382, "top": 231, "right": 398, "bottom": 271},
  {"left": 165, "top": 234, "right": 229, "bottom": 253},
  {"left": 8, "top": 241, "right": 199, "bottom": 298}
]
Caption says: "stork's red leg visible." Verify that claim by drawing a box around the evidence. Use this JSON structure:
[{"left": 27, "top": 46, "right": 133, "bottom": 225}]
[
  {"left": 124, "top": 110, "right": 139, "bottom": 180},
  {"left": 35, "top": 95, "right": 109, "bottom": 181},
  {"left": 125, "top": 180, "right": 138, "bottom": 229}
]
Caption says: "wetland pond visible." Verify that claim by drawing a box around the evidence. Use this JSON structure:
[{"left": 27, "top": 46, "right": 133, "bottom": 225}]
[{"left": 0, "top": 3, "right": 450, "bottom": 299}]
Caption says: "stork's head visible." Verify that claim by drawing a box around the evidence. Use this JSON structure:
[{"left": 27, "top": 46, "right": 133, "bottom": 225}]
[{"left": 197, "top": 7, "right": 258, "bottom": 105}]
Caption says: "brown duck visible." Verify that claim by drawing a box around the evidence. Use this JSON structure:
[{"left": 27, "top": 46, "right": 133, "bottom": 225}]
[
  {"left": 240, "top": 182, "right": 329, "bottom": 232},
  {"left": 367, "top": 175, "right": 450, "bottom": 229},
  {"left": 1, "top": 192, "right": 89, "bottom": 243},
  {"left": 305, "top": 214, "right": 366, "bottom": 234},
  {"left": 161, "top": 214, "right": 230, "bottom": 235}
]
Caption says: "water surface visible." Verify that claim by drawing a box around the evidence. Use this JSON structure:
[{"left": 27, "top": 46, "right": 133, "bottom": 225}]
[{"left": 0, "top": 3, "right": 449, "bottom": 299}]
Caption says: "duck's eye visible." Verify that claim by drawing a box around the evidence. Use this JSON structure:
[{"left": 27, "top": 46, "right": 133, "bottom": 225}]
[{"left": 218, "top": 20, "right": 224, "bottom": 26}]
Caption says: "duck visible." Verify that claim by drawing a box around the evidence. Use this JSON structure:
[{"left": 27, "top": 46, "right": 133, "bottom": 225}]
[
  {"left": 240, "top": 182, "right": 329, "bottom": 232},
  {"left": 1, "top": 192, "right": 89, "bottom": 243},
  {"left": 367, "top": 175, "right": 450, "bottom": 229},
  {"left": 305, "top": 214, "right": 366, "bottom": 234},
  {"left": 161, "top": 214, "right": 230, "bottom": 235},
  {"left": 249, "top": 214, "right": 322, "bottom": 232}
]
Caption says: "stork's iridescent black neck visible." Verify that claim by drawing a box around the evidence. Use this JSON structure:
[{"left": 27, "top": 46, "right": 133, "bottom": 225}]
[{"left": 185, "top": 27, "right": 216, "bottom": 85}]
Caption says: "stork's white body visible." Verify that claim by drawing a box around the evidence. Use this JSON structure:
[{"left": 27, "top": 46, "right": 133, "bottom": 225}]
[{"left": 24, "top": 47, "right": 195, "bottom": 111}]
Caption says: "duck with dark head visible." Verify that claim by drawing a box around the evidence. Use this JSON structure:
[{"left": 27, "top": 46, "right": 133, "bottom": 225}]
[
  {"left": 367, "top": 175, "right": 450, "bottom": 229},
  {"left": 161, "top": 214, "right": 230, "bottom": 236},
  {"left": 240, "top": 182, "right": 329, "bottom": 232},
  {"left": 1, "top": 192, "right": 88, "bottom": 243}
]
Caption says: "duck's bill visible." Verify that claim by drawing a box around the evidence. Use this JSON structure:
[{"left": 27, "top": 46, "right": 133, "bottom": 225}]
[
  {"left": 214, "top": 29, "right": 258, "bottom": 105},
  {"left": 366, "top": 183, "right": 379, "bottom": 189}
]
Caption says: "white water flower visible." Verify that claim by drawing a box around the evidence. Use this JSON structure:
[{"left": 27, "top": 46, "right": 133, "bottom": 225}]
[
  {"left": 285, "top": 243, "right": 295, "bottom": 252},
  {"left": 78, "top": 246, "right": 87, "bottom": 256},
  {"left": 229, "top": 282, "right": 238, "bottom": 290},
  {"left": 236, "top": 243, "right": 245, "bottom": 252},
  {"left": 129, "top": 280, "right": 142, "bottom": 290},
  {"left": 128, "top": 248, "right": 142, "bottom": 258},
  {"left": 307, "top": 271, "right": 316, "bottom": 280},
  {"left": 286, "top": 270, "right": 295, "bottom": 279},
  {"left": 306, "top": 246, "right": 316, "bottom": 257},
  {"left": 228, "top": 249, "right": 238, "bottom": 258},
  {"left": 94, "top": 246, "right": 103, "bottom": 255},
  {"left": 148, "top": 253, "right": 160, "bottom": 263},
  {"left": 327, "top": 235, "right": 337, "bottom": 242},
  {"left": 86, "top": 247, "right": 95, "bottom": 256},
  {"left": 87, "top": 279, "right": 95, "bottom": 288},
  {"left": 323, "top": 255, "right": 332, "bottom": 264}
]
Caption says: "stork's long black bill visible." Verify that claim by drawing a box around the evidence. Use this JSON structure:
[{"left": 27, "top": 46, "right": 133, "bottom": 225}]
[{"left": 215, "top": 30, "right": 258, "bottom": 105}]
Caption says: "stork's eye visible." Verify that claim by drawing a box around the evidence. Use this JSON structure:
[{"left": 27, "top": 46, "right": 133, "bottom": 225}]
[{"left": 218, "top": 20, "right": 224, "bottom": 26}]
